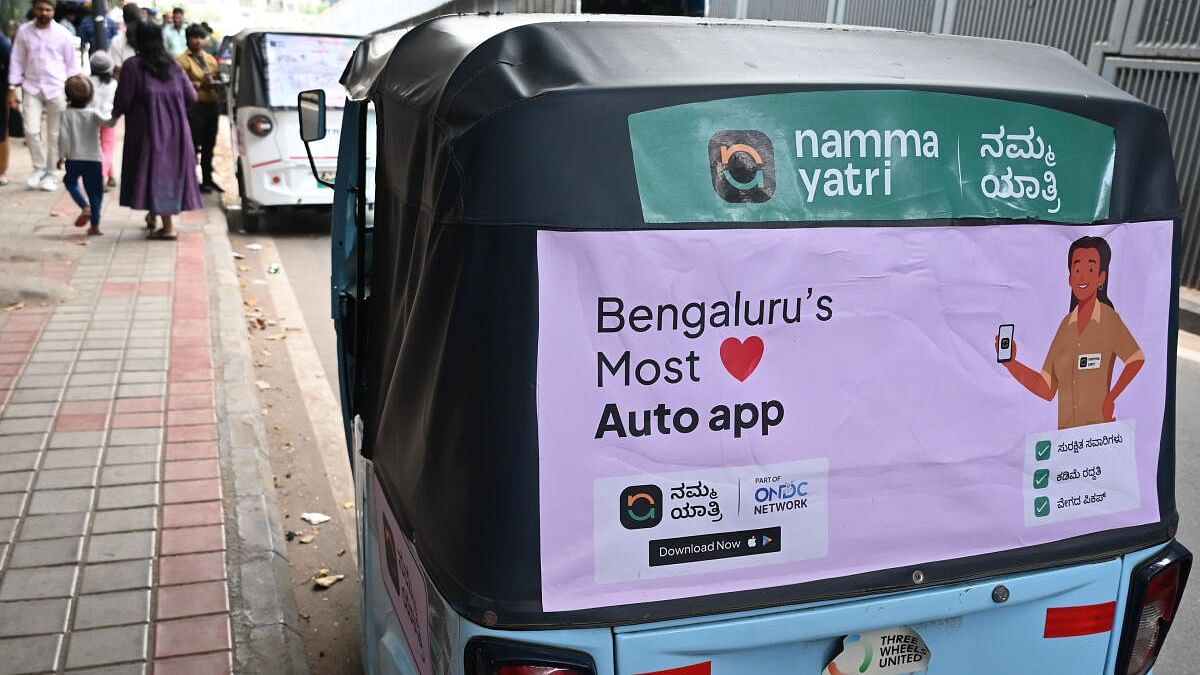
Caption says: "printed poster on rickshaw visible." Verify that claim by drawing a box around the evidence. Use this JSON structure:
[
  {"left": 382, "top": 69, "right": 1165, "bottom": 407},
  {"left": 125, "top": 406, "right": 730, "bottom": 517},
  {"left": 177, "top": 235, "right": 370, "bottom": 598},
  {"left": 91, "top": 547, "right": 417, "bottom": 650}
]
[{"left": 533, "top": 90, "right": 1169, "bottom": 612}]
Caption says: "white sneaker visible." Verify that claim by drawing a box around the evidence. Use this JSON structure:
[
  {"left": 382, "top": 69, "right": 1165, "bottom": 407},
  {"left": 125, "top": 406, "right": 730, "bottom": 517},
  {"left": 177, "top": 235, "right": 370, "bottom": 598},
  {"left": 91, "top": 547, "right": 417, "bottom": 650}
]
[
  {"left": 25, "top": 171, "right": 44, "bottom": 189},
  {"left": 38, "top": 174, "right": 58, "bottom": 192}
]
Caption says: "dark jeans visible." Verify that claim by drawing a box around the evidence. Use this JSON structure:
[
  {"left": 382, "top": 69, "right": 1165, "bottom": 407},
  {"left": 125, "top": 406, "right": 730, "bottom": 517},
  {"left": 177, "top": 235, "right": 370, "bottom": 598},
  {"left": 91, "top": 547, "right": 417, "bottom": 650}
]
[
  {"left": 64, "top": 160, "right": 103, "bottom": 226},
  {"left": 187, "top": 101, "right": 219, "bottom": 184}
]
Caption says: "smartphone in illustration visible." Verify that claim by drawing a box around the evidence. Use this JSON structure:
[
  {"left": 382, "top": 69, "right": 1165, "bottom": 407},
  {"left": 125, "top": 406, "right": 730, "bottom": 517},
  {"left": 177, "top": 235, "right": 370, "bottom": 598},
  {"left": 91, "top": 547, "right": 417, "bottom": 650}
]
[{"left": 997, "top": 324, "right": 1015, "bottom": 363}]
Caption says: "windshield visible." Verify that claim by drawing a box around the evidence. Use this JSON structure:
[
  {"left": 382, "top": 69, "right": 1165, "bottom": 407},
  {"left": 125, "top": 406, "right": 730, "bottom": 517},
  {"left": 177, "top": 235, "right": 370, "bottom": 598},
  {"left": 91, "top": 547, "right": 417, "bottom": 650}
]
[{"left": 262, "top": 33, "right": 361, "bottom": 108}]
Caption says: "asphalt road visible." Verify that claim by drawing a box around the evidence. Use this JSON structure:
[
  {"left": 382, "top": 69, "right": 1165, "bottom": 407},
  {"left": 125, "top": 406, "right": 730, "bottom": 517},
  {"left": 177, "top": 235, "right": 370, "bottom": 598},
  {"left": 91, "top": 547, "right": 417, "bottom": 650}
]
[{"left": 255, "top": 218, "right": 1200, "bottom": 673}]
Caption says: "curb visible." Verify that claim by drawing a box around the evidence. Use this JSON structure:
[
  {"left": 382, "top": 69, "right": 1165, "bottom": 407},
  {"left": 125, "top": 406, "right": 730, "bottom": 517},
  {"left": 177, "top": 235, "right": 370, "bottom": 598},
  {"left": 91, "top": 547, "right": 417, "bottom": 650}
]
[{"left": 204, "top": 205, "right": 310, "bottom": 674}]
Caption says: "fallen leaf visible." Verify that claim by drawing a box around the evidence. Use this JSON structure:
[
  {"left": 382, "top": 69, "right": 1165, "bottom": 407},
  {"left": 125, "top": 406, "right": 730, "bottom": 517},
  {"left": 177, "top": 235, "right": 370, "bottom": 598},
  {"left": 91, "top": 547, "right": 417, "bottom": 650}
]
[
  {"left": 238, "top": 265, "right": 249, "bottom": 273},
  {"left": 255, "top": 317, "right": 268, "bottom": 330},
  {"left": 298, "top": 533, "right": 316, "bottom": 544},
  {"left": 313, "top": 568, "right": 345, "bottom": 589},
  {"left": 342, "top": 501, "right": 354, "bottom": 510},
  {"left": 337, "top": 549, "right": 346, "bottom": 557},
  {"left": 262, "top": 349, "right": 272, "bottom": 356},
  {"left": 3, "top": 302, "right": 24, "bottom": 312},
  {"left": 265, "top": 333, "right": 287, "bottom": 341}
]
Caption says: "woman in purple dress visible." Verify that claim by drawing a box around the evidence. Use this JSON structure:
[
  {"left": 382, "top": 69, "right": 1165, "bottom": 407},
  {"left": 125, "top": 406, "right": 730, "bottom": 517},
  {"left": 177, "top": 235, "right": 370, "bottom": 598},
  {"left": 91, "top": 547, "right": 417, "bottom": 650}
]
[{"left": 111, "top": 23, "right": 201, "bottom": 239}]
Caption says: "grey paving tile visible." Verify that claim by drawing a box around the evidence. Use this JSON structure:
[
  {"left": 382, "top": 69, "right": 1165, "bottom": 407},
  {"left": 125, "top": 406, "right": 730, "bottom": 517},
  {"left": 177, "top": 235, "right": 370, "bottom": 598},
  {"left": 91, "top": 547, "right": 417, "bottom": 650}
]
[
  {"left": 91, "top": 507, "right": 156, "bottom": 534},
  {"left": 69, "top": 372, "right": 118, "bottom": 387},
  {"left": 117, "top": 372, "right": 166, "bottom": 385},
  {"left": 107, "top": 429, "right": 161, "bottom": 447},
  {"left": 8, "top": 536, "right": 84, "bottom": 567},
  {"left": 120, "top": 363, "right": 167, "bottom": 377},
  {"left": 84, "top": 330, "right": 125, "bottom": 340},
  {"left": 65, "top": 624, "right": 148, "bottom": 669},
  {"left": 0, "top": 452, "right": 39, "bottom": 472},
  {"left": 99, "top": 464, "right": 159, "bottom": 487},
  {"left": 0, "top": 519, "right": 14, "bottom": 544},
  {"left": 0, "top": 565, "right": 79, "bottom": 600},
  {"left": 28, "top": 351, "right": 75, "bottom": 364},
  {"left": 0, "top": 471, "right": 33, "bottom": 494},
  {"left": 19, "top": 513, "right": 89, "bottom": 540},
  {"left": 48, "top": 431, "right": 106, "bottom": 449},
  {"left": 0, "top": 493, "right": 26, "bottom": 518},
  {"left": 0, "top": 598, "right": 70, "bottom": 637},
  {"left": 66, "top": 660, "right": 148, "bottom": 675},
  {"left": 125, "top": 350, "right": 165, "bottom": 362},
  {"left": 21, "top": 361, "right": 71, "bottom": 375},
  {"left": 0, "top": 433, "right": 44, "bottom": 453},
  {"left": 96, "top": 484, "right": 158, "bottom": 510},
  {"left": 41, "top": 448, "right": 102, "bottom": 469},
  {"left": 73, "top": 360, "right": 120, "bottom": 374},
  {"left": 38, "top": 329, "right": 83, "bottom": 341},
  {"left": 0, "top": 634, "right": 63, "bottom": 674},
  {"left": 72, "top": 590, "right": 150, "bottom": 629},
  {"left": 79, "top": 560, "right": 153, "bottom": 594},
  {"left": 86, "top": 322, "right": 128, "bottom": 331},
  {"left": 103, "top": 446, "right": 160, "bottom": 466},
  {"left": 86, "top": 531, "right": 155, "bottom": 563},
  {"left": 78, "top": 350, "right": 123, "bottom": 361},
  {"left": 0, "top": 402, "right": 57, "bottom": 418},
  {"left": 35, "top": 467, "right": 98, "bottom": 490},
  {"left": 116, "top": 382, "right": 167, "bottom": 399},
  {"left": 80, "top": 339, "right": 125, "bottom": 351},
  {"left": 125, "top": 339, "right": 166, "bottom": 350},
  {"left": 8, "top": 387, "right": 61, "bottom": 403},
  {"left": 0, "top": 416, "right": 53, "bottom": 435},
  {"left": 63, "top": 386, "right": 115, "bottom": 401},
  {"left": 13, "top": 373, "right": 67, "bottom": 389},
  {"left": 28, "top": 488, "right": 94, "bottom": 514}
]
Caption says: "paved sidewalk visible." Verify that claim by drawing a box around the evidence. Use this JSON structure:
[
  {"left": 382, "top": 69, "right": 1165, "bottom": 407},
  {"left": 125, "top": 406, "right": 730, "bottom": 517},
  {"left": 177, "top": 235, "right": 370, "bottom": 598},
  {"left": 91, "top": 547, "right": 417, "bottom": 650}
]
[{"left": 0, "top": 144, "right": 300, "bottom": 673}]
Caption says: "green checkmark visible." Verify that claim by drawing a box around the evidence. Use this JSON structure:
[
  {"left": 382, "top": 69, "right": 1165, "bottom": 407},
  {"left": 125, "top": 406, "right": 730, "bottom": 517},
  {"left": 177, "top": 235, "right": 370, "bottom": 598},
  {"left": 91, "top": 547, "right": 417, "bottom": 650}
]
[
  {"left": 1034, "top": 496, "right": 1051, "bottom": 517},
  {"left": 1036, "top": 440, "right": 1052, "bottom": 461},
  {"left": 1034, "top": 469, "right": 1050, "bottom": 489}
]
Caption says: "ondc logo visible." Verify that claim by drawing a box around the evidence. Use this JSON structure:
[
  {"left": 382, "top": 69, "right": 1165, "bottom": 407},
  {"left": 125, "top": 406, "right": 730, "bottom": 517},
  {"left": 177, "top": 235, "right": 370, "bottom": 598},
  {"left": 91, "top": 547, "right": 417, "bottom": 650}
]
[
  {"left": 620, "top": 484, "right": 663, "bottom": 530},
  {"left": 709, "top": 130, "right": 776, "bottom": 203}
]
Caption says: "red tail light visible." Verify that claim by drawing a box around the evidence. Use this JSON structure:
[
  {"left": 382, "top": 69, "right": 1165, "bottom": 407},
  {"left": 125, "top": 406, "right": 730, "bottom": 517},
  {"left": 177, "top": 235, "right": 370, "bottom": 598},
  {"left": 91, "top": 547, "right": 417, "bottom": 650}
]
[
  {"left": 1116, "top": 541, "right": 1192, "bottom": 675},
  {"left": 468, "top": 638, "right": 596, "bottom": 675}
]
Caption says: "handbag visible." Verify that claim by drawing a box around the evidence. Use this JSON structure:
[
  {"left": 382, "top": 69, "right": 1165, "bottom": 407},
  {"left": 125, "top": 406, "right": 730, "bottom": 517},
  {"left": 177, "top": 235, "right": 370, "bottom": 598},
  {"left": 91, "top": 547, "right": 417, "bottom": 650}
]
[{"left": 7, "top": 105, "right": 23, "bottom": 139}]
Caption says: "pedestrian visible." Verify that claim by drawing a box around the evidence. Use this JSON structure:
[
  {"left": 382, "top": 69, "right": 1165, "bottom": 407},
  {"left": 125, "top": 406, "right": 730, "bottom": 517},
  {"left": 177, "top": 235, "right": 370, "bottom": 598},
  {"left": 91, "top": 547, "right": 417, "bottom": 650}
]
[
  {"left": 163, "top": 7, "right": 187, "bottom": 58},
  {"left": 59, "top": 75, "right": 108, "bottom": 236},
  {"left": 109, "top": 4, "right": 142, "bottom": 75},
  {"left": 88, "top": 50, "right": 117, "bottom": 188},
  {"left": 6, "top": 0, "right": 81, "bottom": 192},
  {"left": 0, "top": 29, "right": 11, "bottom": 187},
  {"left": 179, "top": 24, "right": 221, "bottom": 193},
  {"left": 110, "top": 22, "right": 201, "bottom": 240}
]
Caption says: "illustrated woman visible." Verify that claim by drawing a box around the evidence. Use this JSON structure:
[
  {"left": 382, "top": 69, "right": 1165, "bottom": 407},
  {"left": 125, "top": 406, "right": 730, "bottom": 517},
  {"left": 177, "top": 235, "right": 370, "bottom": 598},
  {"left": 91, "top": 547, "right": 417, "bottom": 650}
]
[{"left": 999, "top": 236, "right": 1144, "bottom": 429}]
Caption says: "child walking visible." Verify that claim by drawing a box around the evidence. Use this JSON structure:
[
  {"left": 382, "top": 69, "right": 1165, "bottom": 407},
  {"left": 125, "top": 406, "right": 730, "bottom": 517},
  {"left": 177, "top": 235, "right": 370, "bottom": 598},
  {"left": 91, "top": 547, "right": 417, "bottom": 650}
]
[
  {"left": 88, "top": 51, "right": 119, "bottom": 189},
  {"left": 59, "top": 76, "right": 109, "bottom": 236}
]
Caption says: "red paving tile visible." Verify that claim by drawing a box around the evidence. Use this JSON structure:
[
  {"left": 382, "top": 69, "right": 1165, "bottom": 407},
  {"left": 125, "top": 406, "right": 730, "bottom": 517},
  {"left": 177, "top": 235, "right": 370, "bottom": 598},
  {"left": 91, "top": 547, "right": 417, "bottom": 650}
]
[
  {"left": 111, "top": 412, "right": 164, "bottom": 428},
  {"left": 154, "top": 614, "right": 231, "bottom": 658},
  {"left": 171, "top": 357, "right": 213, "bottom": 371},
  {"left": 169, "top": 381, "right": 213, "bottom": 397},
  {"left": 162, "top": 501, "right": 223, "bottom": 528},
  {"left": 163, "top": 479, "right": 222, "bottom": 504},
  {"left": 167, "top": 424, "right": 218, "bottom": 443},
  {"left": 0, "top": 352, "right": 28, "bottom": 364},
  {"left": 160, "top": 524, "right": 225, "bottom": 556},
  {"left": 164, "top": 459, "right": 221, "bottom": 482},
  {"left": 158, "top": 551, "right": 226, "bottom": 585},
  {"left": 153, "top": 650, "right": 232, "bottom": 675},
  {"left": 168, "top": 393, "right": 213, "bottom": 411},
  {"left": 156, "top": 580, "right": 230, "bottom": 619},
  {"left": 167, "top": 409, "right": 216, "bottom": 426},
  {"left": 171, "top": 335, "right": 210, "bottom": 349},
  {"left": 0, "top": 363, "right": 22, "bottom": 376},
  {"left": 138, "top": 282, "right": 171, "bottom": 295},
  {"left": 59, "top": 400, "right": 110, "bottom": 416},
  {"left": 0, "top": 340, "right": 35, "bottom": 353},
  {"left": 165, "top": 441, "right": 219, "bottom": 461},
  {"left": 114, "top": 397, "right": 164, "bottom": 413},
  {"left": 55, "top": 413, "right": 108, "bottom": 431},
  {"left": 169, "top": 368, "right": 215, "bottom": 383}
]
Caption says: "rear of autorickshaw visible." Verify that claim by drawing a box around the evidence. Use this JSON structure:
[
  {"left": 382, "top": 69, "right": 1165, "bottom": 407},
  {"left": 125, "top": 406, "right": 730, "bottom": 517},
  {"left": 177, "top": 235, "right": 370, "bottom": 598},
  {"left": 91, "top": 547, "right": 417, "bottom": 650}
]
[{"left": 326, "top": 15, "right": 1190, "bottom": 675}]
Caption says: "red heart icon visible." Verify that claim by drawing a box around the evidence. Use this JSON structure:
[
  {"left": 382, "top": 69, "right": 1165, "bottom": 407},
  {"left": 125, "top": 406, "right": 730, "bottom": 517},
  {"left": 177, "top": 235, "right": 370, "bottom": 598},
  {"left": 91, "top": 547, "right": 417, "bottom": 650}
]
[{"left": 720, "top": 336, "right": 764, "bottom": 382}]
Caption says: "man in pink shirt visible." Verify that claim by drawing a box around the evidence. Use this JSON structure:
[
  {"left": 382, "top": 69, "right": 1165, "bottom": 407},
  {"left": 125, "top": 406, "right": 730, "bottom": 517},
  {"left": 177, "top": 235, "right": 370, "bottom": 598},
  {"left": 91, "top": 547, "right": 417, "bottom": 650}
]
[{"left": 6, "top": 0, "right": 81, "bottom": 191}]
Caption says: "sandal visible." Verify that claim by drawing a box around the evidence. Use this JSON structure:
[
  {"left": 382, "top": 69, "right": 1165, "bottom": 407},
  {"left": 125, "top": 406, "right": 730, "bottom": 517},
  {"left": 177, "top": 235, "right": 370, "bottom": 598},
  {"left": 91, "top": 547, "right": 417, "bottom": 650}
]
[
  {"left": 145, "top": 213, "right": 157, "bottom": 229},
  {"left": 74, "top": 211, "right": 91, "bottom": 228},
  {"left": 148, "top": 229, "right": 178, "bottom": 240}
]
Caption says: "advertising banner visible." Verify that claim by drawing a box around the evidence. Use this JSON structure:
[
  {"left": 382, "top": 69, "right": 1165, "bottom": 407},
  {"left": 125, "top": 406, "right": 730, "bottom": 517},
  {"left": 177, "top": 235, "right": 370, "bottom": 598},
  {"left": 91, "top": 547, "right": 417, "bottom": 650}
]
[
  {"left": 535, "top": 221, "right": 1171, "bottom": 611},
  {"left": 629, "top": 91, "right": 1115, "bottom": 224}
]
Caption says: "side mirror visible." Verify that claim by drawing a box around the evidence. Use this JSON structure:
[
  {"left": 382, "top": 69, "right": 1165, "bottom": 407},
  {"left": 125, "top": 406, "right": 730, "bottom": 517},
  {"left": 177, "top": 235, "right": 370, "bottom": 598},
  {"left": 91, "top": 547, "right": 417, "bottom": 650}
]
[
  {"left": 298, "top": 89, "right": 327, "bottom": 142},
  {"left": 298, "top": 89, "right": 333, "bottom": 188}
]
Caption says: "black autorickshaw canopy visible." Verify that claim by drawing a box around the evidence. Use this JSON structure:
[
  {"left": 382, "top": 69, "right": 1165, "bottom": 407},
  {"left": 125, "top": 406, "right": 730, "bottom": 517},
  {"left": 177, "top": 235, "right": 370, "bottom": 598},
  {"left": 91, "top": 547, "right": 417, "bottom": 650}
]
[{"left": 342, "top": 14, "right": 1180, "bottom": 628}]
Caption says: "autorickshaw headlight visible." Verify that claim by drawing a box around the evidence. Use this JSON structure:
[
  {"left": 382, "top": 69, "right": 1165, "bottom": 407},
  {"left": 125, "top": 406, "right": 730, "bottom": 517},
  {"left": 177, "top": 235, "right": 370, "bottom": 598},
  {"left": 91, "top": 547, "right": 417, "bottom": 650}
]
[{"left": 248, "top": 114, "right": 274, "bottom": 137}]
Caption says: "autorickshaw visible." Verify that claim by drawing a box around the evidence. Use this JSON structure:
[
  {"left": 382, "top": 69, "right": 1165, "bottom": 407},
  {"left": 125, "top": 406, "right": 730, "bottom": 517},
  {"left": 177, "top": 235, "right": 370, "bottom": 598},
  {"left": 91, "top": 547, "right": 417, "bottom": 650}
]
[
  {"left": 227, "top": 29, "right": 364, "bottom": 230},
  {"left": 300, "top": 14, "right": 1190, "bottom": 675}
]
